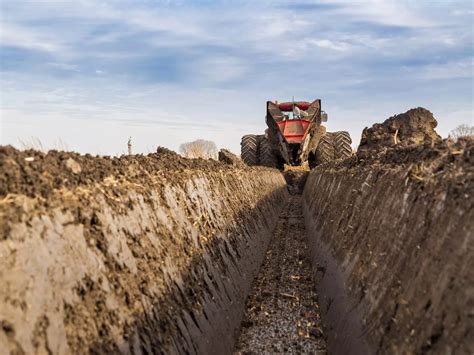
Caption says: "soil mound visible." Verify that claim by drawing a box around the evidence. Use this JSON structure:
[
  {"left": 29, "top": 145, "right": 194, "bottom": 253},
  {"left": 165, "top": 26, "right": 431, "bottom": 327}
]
[
  {"left": 218, "top": 149, "right": 244, "bottom": 167},
  {"left": 358, "top": 107, "right": 441, "bottom": 154}
]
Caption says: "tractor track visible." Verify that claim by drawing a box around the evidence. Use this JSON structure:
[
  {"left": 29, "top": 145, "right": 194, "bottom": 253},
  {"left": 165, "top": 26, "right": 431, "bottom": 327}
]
[{"left": 234, "top": 173, "right": 326, "bottom": 354}]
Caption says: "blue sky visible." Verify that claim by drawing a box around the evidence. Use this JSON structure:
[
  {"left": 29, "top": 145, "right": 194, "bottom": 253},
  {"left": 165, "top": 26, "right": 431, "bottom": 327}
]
[{"left": 1, "top": 0, "right": 473, "bottom": 154}]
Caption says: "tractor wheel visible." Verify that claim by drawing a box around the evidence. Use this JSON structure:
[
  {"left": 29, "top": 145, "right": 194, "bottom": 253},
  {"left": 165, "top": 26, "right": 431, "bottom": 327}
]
[
  {"left": 259, "top": 137, "right": 279, "bottom": 168},
  {"left": 241, "top": 135, "right": 259, "bottom": 166},
  {"left": 314, "top": 133, "right": 335, "bottom": 165},
  {"left": 332, "top": 131, "right": 352, "bottom": 159}
]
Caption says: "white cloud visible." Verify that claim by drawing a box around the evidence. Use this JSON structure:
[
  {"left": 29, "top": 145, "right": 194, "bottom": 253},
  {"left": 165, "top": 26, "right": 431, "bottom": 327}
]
[
  {"left": 0, "top": 22, "right": 64, "bottom": 53},
  {"left": 307, "top": 39, "right": 352, "bottom": 52},
  {"left": 421, "top": 59, "right": 473, "bottom": 80}
]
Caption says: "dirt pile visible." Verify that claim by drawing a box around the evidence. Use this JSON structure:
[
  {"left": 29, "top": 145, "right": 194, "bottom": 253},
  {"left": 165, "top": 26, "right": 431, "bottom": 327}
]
[
  {"left": 303, "top": 138, "right": 473, "bottom": 354},
  {"left": 218, "top": 149, "right": 244, "bottom": 167},
  {"left": 358, "top": 107, "right": 441, "bottom": 154},
  {"left": 0, "top": 147, "right": 288, "bottom": 354}
]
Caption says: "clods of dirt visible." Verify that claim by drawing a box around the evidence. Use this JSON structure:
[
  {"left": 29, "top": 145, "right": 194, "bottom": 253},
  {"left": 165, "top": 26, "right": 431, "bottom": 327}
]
[
  {"left": 218, "top": 149, "right": 244, "bottom": 167},
  {"left": 283, "top": 170, "right": 309, "bottom": 195},
  {"left": 358, "top": 107, "right": 441, "bottom": 154},
  {"left": 0, "top": 145, "right": 247, "bottom": 199}
]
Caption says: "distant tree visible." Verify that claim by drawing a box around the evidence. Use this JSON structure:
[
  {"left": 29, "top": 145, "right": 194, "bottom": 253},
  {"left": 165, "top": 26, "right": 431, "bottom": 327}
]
[
  {"left": 449, "top": 124, "right": 474, "bottom": 140},
  {"left": 179, "top": 139, "right": 218, "bottom": 159}
]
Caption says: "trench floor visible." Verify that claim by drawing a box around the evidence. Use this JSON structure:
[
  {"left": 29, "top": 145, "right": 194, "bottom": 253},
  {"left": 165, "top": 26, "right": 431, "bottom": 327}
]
[{"left": 234, "top": 192, "right": 326, "bottom": 354}]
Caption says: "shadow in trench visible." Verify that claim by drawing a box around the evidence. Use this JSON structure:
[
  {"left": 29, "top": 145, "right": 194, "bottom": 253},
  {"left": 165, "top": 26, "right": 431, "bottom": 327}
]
[
  {"left": 283, "top": 171, "right": 309, "bottom": 195},
  {"left": 80, "top": 187, "right": 289, "bottom": 355}
]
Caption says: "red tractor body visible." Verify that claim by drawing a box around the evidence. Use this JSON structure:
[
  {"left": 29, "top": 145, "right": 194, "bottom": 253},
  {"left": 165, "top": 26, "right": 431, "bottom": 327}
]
[
  {"left": 277, "top": 119, "right": 310, "bottom": 143},
  {"left": 240, "top": 99, "right": 352, "bottom": 169},
  {"left": 276, "top": 101, "right": 312, "bottom": 143}
]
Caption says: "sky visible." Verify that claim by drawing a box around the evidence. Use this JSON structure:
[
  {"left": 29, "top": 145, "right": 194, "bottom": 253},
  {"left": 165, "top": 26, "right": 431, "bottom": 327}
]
[{"left": 0, "top": 0, "right": 473, "bottom": 155}]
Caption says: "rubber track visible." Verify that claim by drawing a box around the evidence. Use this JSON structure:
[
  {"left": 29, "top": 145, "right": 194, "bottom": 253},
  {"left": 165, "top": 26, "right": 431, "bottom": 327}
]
[
  {"left": 333, "top": 131, "right": 352, "bottom": 159},
  {"left": 315, "top": 134, "right": 334, "bottom": 164},
  {"left": 259, "top": 137, "right": 278, "bottom": 168},
  {"left": 241, "top": 135, "right": 259, "bottom": 166}
]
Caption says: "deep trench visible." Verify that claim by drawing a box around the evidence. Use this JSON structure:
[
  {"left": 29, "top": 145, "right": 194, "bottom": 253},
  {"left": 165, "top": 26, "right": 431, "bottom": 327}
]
[{"left": 234, "top": 172, "right": 326, "bottom": 353}]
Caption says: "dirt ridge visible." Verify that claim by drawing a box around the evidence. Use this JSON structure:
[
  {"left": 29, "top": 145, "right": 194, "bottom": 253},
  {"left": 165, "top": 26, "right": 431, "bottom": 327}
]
[
  {"left": 303, "top": 138, "right": 473, "bottom": 354},
  {"left": 0, "top": 148, "right": 288, "bottom": 354}
]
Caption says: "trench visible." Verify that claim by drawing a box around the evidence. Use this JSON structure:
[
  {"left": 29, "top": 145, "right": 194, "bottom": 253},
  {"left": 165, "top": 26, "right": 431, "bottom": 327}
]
[
  {"left": 1, "top": 139, "right": 472, "bottom": 354},
  {"left": 234, "top": 172, "right": 326, "bottom": 353}
]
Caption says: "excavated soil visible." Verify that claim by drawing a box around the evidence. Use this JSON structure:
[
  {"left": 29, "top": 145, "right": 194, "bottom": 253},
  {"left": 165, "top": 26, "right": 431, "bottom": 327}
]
[
  {"left": 1, "top": 109, "right": 472, "bottom": 354},
  {"left": 304, "top": 137, "right": 473, "bottom": 354},
  {"left": 0, "top": 146, "right": 229, "bottom": 199},
  {"left": 358, "top": 107, "right": 441, "bottom": 154},
  {"left": 235, "top": 173, "right": 325, "bottom": 354},
  {"left": 0, "top": 146, "right": 288, "bottom": 354}
]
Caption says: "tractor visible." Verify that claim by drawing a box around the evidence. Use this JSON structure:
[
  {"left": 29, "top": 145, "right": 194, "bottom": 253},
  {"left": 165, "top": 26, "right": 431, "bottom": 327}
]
[{"left": 240, "top": 99, "right": 352, "bottom": 169}]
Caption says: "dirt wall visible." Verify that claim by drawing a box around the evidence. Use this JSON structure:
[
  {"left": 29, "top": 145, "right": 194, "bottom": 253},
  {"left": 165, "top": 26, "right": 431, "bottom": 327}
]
[
  {"left": 0, "top": 147, "right": 288, "bottom": 354},
  {"left": 303, "top": 139, "right": 473, "bottom": 354}
]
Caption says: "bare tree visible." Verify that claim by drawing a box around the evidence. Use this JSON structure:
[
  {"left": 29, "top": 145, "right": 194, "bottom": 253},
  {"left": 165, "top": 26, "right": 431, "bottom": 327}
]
[
  {"left": 179, "top": 139, "right": 218, "bottom": 159},
  {"left": 449, "top": 124, "right": 474, "bottom": 140}
]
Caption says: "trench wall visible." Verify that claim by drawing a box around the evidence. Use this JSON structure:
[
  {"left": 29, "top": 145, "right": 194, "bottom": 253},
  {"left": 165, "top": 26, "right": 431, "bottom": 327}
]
[
  {"left": 303, "top": 141, "right": 473, "bottom": 354},
  {"left": 0, "top": 149, "right": 288, "bottom": 354}
]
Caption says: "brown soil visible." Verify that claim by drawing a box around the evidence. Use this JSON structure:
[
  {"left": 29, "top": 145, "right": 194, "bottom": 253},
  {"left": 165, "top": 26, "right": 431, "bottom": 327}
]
[
  {"left": 304, "top": 137, "right": 473, "bottom": 354},
  {"left": 358, "top": 107, "right": 441, "bottom": 154},
  {"left": 235, "top": 173, "right": 325, "bottom": 354},
  {"left": 282, "top": 170, "right": 309, "bottom": 195},
  {"left": 1, "top": 110, "right": 472, "bottom": 354},
  {"left": 0, "top": 146, "right": 241, "bottom": 199},
  {"left": 218, "top": 149, "right": 245, "bottom": 167},
  {"left": 0, "top": 146, "right": 288, "bottom": 354}
]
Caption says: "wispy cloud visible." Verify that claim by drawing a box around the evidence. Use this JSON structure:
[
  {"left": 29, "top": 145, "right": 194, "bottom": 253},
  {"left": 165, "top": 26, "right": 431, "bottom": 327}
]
[{"left": 0, "top": 22, "right": 64, "bottom": 53}]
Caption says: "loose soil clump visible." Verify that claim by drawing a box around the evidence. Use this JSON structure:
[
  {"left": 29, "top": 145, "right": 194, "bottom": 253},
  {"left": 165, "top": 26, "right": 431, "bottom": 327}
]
[
  {"left": 358, "top": 107, "right": 441, "bottom": 155},
  {"left": 0, "top": 146, "right": 238, "bottom": 199},
  {"left": 218, "top": 149, "right": 244, "bottom": 167}
]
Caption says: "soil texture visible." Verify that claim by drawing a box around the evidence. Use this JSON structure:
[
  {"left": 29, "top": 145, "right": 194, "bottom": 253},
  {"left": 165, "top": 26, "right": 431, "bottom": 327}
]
[
  {"left": 1, "top": 107, "right": 472, "bottom": 354},
  {"left": 0, "top": 146, "right": 244, "bottom": 199},
  {"left": 358, "top": 107, "right": 441, "bottom": 154},
  {"left": 304, "top": 137, "right": 473, "bottom": 354},
  {"left": 218, "top": 149, "right": 244, "bottom": 167},
  {"left": 235, "top": 173, "right": 326, "bottom": 354},
  {"left": 0, "top": 146, "right": 288, "bottom": 354}
]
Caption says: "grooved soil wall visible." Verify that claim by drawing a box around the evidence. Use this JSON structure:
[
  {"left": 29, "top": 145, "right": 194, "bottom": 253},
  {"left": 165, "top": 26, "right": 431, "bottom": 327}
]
[
  {"left": 303, "top": 140, "right": 473, "bottom": 354},
  {"left": 0, "top": 148, "right": 288, "bottom": 354}
]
